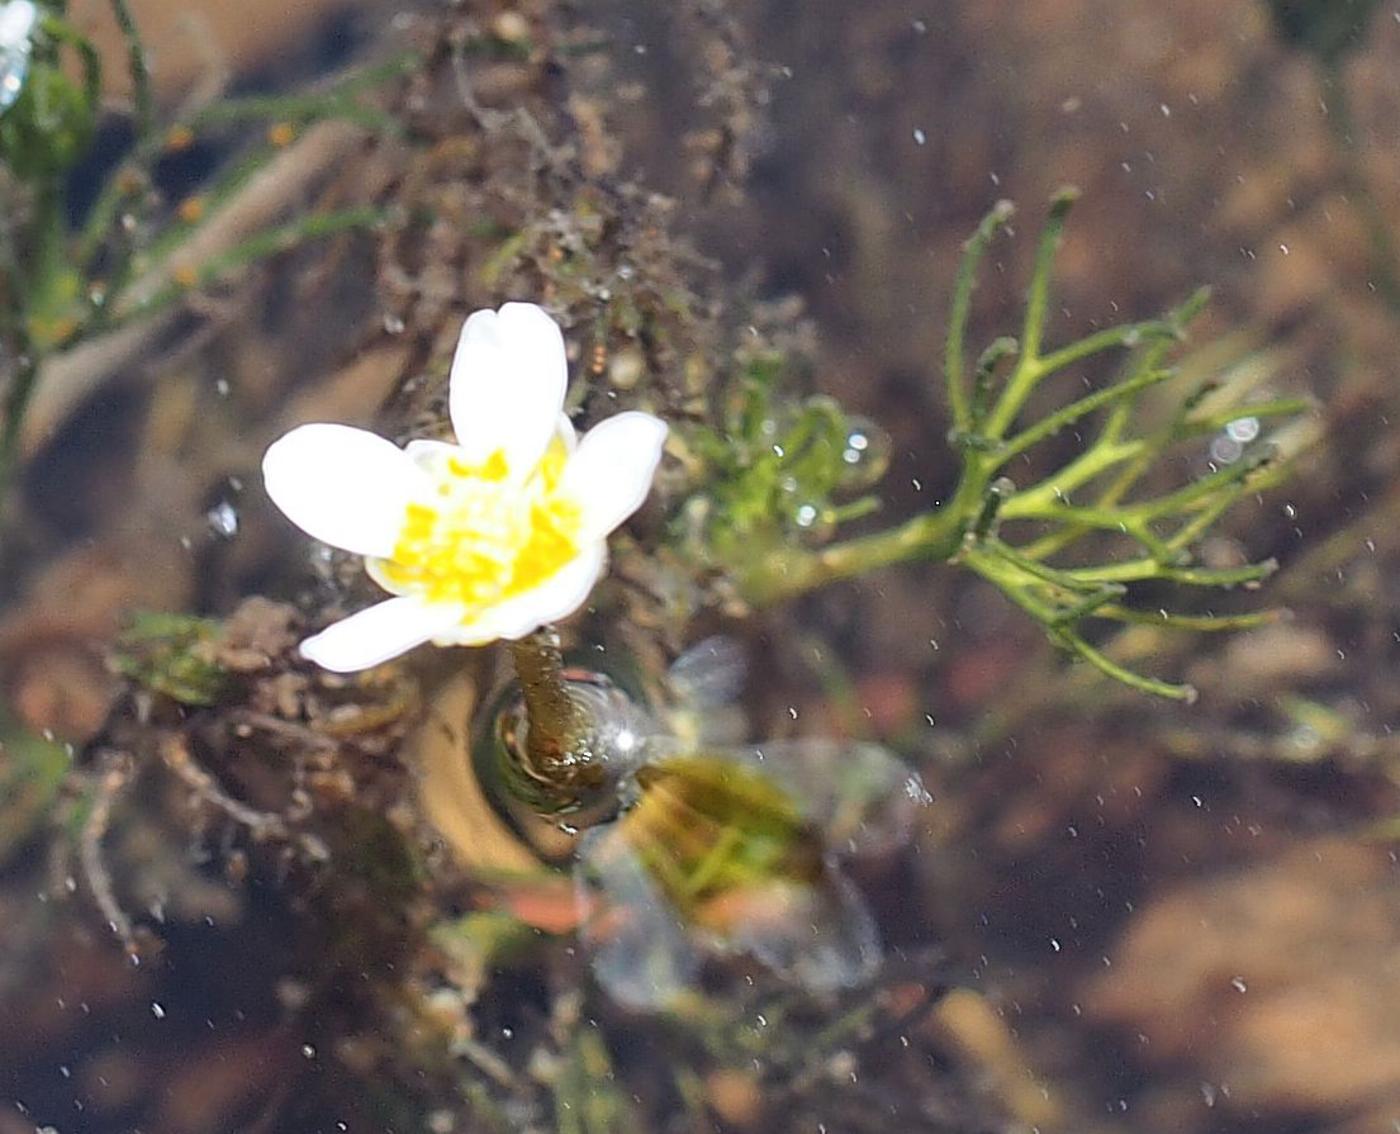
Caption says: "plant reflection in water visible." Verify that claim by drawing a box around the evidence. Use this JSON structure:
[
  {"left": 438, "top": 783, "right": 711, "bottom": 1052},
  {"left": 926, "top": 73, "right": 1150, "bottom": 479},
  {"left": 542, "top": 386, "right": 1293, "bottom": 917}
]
[{"left": 487, "top": 640, "right": 932, "bottom": 1010}]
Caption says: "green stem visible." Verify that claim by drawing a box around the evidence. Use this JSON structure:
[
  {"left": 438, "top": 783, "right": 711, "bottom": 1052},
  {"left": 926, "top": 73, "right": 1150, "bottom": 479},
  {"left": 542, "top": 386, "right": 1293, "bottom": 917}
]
[
  {"left": 1020, "top": 188, "right": 1078, "bottom": 362},
  {"left": 1052, "top": 627, "right": 1197, "bottom": 701},
  {"left": 945, "top": 200, "right": 1015, "bottom": 433},
  {"left": 1033, "top": 317, "right": 1176, "bottom": 378},
  {"left": 971, "top": 335, "right": 1018, "bottom": 424},
  {"left": 994, "top": 366, "right": 1172, "bottom": 465},
  {"left": 1093, "top": 605, "right": 1278, "bottom": 631},
  {"left": 109, "top": 0, "right": 153, "bottom": 139},
  {"left": 980, "top": 188, "right": 1078, "bottom": 440},
  {"left": 738, "top": 471, "right": 983, "bottom": 604},
  {"left": 1065, "top": 557, "right": 1277, "bottom": 587}
]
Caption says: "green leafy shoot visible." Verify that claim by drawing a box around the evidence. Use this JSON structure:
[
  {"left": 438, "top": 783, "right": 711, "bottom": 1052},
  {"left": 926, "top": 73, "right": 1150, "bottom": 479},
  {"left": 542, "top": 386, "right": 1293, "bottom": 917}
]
[
  {"left": 677, "top": 352, "right": 890, "bottom": 572},
  {"left": 714, "top": 191, "right": 1308, "bottom": 700},
  {"left": 112, "top": 611, "right": 231, "bottom": 706}
]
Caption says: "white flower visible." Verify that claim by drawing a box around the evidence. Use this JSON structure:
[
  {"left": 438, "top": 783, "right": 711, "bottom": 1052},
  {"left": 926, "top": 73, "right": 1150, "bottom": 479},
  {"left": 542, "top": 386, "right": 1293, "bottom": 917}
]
[
  {"left": 0, "top": 0, "right": 38, "bottom": 112},
  {"left": 262, "top": 302, "right": 667, "bottom": 672}
]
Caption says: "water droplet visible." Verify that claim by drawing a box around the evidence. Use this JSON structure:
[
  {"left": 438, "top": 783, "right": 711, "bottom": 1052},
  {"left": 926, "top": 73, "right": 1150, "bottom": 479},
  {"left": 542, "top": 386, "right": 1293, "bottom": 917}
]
[
  {"left": 837, "top": 417, "right": 890, "bottom": 490},
  {"left": 206, "top": 500, "right": 239, "bottom": 539},
  {"left": 1225, "top": 416, "right": 1260, "bottom": 443},
  {"left": 151, "top": 1002, "right": 166, "bottom": 1019},
  {"left": 382, "top": 312, "right": 406, "bottom": 335},
  {"left": 913, "top": 128, "right": 927, "bottom": 145},
  {"left": 1230, "top": 975, "right": 1247, "bottom": 993},
  {"left": 1210, "top": 435, "right": 1243, "bottom": 464},
  {"left": 301, "top": 1044, "right": 316, "bottom": 1059}
]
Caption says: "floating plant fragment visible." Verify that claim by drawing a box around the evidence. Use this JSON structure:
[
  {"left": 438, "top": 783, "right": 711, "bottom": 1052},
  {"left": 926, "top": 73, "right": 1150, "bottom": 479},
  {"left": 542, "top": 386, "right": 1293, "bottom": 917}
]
[{"left": 262, "top": 303, "right": 667, "bottom": 671}]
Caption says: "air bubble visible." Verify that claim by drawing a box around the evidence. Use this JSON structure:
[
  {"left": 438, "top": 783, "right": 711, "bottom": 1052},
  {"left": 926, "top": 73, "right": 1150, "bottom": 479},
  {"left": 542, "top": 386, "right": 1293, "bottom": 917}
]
[
  {"left": 836, "top": 417, "right": 891, "bottom": 490},
  {"left": 206, "top": 500, "right": 240, "bottom": 539},
  {"left": 1225, "top": 416, "right": 1260, "bottom": 443}
]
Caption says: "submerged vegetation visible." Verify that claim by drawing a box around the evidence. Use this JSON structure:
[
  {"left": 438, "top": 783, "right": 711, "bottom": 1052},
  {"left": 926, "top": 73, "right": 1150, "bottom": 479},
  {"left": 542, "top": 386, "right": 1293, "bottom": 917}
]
[
  {"left": 683, "top": 190, "right": 1306, "bottom": 699},
  {"left": 9, "top": 2, "right": 1395, "bottom": 1133},
  {"left": 0, "top": 0, "right": 395, "bottom": 505}
]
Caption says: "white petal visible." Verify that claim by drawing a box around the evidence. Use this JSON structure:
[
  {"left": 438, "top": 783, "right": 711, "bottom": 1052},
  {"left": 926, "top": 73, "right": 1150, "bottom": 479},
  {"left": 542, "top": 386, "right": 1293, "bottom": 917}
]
[
  {"left": 406, "top": 417, "right": 572, "bottom": 473},
  {"left": 449, "top": 303, "right": 567, "bottom": 474},
  {"left": 263, "top": 424, "right": 426, "bottom": 557},
  {"left": 300, "top": 596, "right": 464, "bottom": 672},
  {"left": 556, "top": 412, "right": 577, "bottom": 452},
  {"left": 436, "top": 542, "right": 607, "bottom": 646},
  {"left": 562, "top": 412, "right": 668, "bottom": 540},
  {"left": 403, "top": 438, "right": 458, "bottom": 469}
]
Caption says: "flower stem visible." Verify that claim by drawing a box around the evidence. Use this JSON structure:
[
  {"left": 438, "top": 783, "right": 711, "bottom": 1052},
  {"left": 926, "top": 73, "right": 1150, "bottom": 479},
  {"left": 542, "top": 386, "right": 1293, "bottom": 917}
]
[{"left": 509, "top": 627, "right": 590, "bottom": 780}]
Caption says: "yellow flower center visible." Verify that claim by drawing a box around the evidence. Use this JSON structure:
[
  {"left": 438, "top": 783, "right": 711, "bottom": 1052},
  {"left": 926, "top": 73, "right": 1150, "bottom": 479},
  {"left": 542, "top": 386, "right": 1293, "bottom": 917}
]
[{"left": 370, "top": 440, "right": 582, "bottom": 613}]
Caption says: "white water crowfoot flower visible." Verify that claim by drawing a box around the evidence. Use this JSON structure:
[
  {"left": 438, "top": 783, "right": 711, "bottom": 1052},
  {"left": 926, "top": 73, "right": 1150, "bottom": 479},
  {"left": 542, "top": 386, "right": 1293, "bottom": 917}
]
[
  {"left": 0, "top": 0, "right": 39, "bottom": 111},
  {"left": 262, "top": 302, "right": 668, "bottom": 673}
]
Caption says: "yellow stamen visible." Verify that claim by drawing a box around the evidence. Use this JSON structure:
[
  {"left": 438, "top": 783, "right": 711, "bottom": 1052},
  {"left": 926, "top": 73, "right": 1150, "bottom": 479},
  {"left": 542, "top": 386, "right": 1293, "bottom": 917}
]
[{"left": 372, "top": 441, "right": 582, "bottom": 614}]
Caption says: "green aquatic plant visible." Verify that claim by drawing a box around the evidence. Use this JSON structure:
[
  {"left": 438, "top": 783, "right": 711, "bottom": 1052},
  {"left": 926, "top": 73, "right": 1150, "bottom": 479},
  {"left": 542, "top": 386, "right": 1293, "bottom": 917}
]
[
  {"left": 680, "top": 357, "right": 889, "bottom": 564},
  {"left": 111, "top": 611, "right": 232, "bottom": 707},
  {"left": 0, "top": 0, "right": 397, "bottom": 504},
  {"left": 685, "top": 192, "right": 1307, "bottom": 700}
]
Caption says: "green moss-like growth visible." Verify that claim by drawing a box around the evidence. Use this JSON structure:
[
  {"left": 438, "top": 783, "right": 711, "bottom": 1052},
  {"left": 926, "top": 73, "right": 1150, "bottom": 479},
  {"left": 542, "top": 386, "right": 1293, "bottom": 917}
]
[{"left": 111, "top": 612, "right": 233, "bottom": 706}]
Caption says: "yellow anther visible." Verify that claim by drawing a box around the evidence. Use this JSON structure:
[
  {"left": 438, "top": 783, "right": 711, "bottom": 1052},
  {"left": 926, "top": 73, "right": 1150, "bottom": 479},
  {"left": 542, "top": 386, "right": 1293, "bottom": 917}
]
[{"left": 374, "top": 443, "right": 582, "bottom": 615}]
